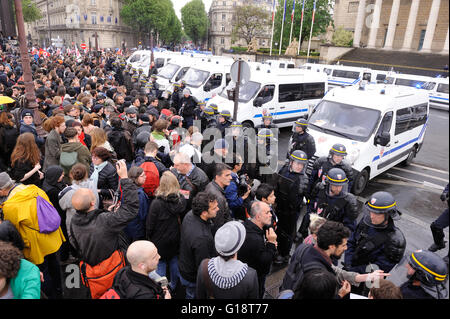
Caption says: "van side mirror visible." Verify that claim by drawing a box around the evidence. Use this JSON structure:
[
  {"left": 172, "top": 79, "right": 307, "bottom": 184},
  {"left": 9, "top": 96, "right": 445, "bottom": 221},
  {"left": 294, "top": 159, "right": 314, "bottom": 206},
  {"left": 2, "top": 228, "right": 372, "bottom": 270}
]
[
  {"left": 375, "top": 131, "right": 390, "bottom": 146},
  {"left": 253, "top": 97, "right": 263, "bottom": 107},
  {"left": 204, "top": 83, "right": 211, "bottom": 92}
]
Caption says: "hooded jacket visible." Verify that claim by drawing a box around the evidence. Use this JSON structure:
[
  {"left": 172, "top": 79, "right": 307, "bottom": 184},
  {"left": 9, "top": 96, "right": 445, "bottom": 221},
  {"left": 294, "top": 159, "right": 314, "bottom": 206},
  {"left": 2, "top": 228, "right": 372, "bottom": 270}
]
[
  {"left": 112, "top": 266, "right": 164, "bottom": 299},
  {"left": 146, "top": 193, "right": 187, "bottom": 261},
  {"left": 60, "top": 141, "right": 92, "bottom": 181},
  {"left": 196, "top": 257, "right": 259, "bottom": 299},
  {"left": 42, "top": 165, "right": 66, "bottom": 215},
  {"left": 205, "top": 181, "right": 232, "bottom": 235},
  {"left": 124, "top": 187, "right": 149, "bottom": 242},
  {"left": 70, "top": 178, "right": 139, "bottom": 266}
]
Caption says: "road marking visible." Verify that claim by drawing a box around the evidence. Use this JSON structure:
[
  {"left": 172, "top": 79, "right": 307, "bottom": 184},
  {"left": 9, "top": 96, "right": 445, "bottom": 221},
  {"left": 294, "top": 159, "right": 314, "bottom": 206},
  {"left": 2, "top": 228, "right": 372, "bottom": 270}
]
[
  {"left": 410, "top": 163, "right": 449, "bottom": 175},
  {"left": 391, "top": 166, "right": 449, "bottom": 183},
  {"left": 374, "top": 177, "right": 443, "bottom": 195}
]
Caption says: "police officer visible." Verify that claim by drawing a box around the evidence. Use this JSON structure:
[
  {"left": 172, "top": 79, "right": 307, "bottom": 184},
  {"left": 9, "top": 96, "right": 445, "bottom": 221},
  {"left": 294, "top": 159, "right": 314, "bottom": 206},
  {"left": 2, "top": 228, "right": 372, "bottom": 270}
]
[
  {"left": 256, "top": 113, "right": 279, "bottom": 136},
  {"left": 400, "top": 250, "right": 448, "bottom": 299},
  {"left": 428, "top": 184, "right": 449, "bottom": 264},
  {"left": 201, "top": 106, "right": 217, "bottom": 131},
  {"left": 274, "top": 150, "right": 310, "bottom": 265},
  {"left": 287, "top": 118, "right": 316, "bottom": 160},
  {"left": 209, "top": 103, "right": 219, "bottom": 116},
  {"left": 150, "top": 75, "right": 160, "bottom": 98},
  {"left": 248, "top": 128, "right": 278, "bottom": 186},
  {"left": 344, "top": 191, "right": 406, "bottom": 275},
  {"left": 170, "top": 82, "right": 182, "bottom": 111},
  {"left": 299, "top": 168, "right": 359, "bottom": 241},
  {"left": 309, "top": 143, "right": 354, "bottom": 193},
  {"left": 225, "top": 121, "right": 252, "bottom": 175},
  {"left": 180, "top": 88, "right": 198, "bottom": 128},
  {"left": 216, "top": 110, "right": 232, "bottom": 137}
]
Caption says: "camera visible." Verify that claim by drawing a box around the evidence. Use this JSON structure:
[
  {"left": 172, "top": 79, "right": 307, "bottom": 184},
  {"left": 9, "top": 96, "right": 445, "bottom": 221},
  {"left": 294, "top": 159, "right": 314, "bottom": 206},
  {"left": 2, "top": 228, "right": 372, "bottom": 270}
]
[{"left": 238, "top": 174, "right": 250, "bottom": 197}]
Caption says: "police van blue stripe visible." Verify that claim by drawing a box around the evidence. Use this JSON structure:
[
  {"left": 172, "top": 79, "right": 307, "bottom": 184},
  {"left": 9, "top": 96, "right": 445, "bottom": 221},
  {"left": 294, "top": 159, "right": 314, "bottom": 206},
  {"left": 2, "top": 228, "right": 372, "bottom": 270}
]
[
  {"left": 429, "top": 95, "right": 449, "bottom": 101},
  {"left": 253, "top": 108, "right": 308, "bottom": 118},
  {"left": 372, "top": 121, "right": 428, "bottom": 162}
]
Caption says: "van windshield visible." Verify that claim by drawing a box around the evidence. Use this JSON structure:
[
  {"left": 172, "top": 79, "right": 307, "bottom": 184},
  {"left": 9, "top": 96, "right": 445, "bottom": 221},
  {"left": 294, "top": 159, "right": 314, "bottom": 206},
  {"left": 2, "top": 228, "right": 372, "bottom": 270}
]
[
  {"left": 183, "top": 68, "right": 210, "bottom": 88},
  {"left": 309, "top": 101, "right": 381, "bottom": 142},
  {"left": 219, "top": 81, "right": 261, "bottom": 103},
  {"left": 158, "top": 63, "right": 180, "bottom": 80}
]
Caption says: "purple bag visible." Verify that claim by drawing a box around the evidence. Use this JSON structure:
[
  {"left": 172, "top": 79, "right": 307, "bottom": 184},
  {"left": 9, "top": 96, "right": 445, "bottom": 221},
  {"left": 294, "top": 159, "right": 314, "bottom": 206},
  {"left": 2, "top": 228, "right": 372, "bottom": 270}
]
[{"left": 36, "top": 195, "right": 61, "bottom": 234}]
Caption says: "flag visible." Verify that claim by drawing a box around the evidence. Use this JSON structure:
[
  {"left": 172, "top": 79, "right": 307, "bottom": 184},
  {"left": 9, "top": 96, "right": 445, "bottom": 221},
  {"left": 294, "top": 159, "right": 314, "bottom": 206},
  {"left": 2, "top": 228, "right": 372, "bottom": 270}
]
[
  {"left": 283, "top": 0, "right": 287, "bottom": 22},
  {"left": 312, "top": 0, "right": 316, "bottom": 24},
  {"left": 291, "top": 0, "right": 296, "bottom": 22},
  {"left": 272, "top": 0, "right": 276, "bottom": 22},
  {"left": 301, "top": 0, "right": 305, "bottom": 21}
]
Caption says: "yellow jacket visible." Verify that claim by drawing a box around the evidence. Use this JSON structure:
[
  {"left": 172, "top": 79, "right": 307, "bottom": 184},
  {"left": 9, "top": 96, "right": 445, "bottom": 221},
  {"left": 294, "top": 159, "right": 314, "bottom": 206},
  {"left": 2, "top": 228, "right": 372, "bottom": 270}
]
[{"left": 1, "top": 184, "right": 65, "bottom": 265}]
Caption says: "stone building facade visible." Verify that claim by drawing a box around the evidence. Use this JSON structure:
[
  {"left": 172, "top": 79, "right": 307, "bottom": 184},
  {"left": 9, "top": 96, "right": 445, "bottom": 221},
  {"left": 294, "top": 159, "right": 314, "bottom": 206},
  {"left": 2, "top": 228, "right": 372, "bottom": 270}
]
[
  {"left": 333, "top": 0, "right": 448, "bottom": 54},
  {"left": 208, "top": 0, "right": 273, "bottom": 54},
  {"left": 25, "top": 0, "right": 138, "bottom": 49}
]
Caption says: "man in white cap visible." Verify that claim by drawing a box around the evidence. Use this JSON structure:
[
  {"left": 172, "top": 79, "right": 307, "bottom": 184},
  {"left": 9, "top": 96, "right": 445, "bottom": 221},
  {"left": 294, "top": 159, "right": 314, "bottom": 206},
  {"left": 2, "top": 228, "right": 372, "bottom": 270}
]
[{"left": 196, "top": 221, "right": 259, "bottom": 299}]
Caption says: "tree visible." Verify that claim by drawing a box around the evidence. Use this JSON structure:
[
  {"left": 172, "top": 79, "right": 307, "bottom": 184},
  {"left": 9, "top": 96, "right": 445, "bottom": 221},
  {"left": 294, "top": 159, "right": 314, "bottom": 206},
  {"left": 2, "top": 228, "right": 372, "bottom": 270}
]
[
  {"left": 332, "top": 27, "right": 353, "bottom": 47},
  {"left": 181, "top": 0, "right": 208, "bottom": 47},
  {"left": 160, "top": 8, "right": 183, "bottom": 46},
  {"left": 231, "top": 4, "right": 270, "bottom": 46},
  {"left": 120, "top": 0, "right": 172, "bottom": 44},
  {"left": 273, "top": 0, "right": 333, "bottom": 53},
  {"left": 14, "top": 0, "right": 42, "bottom": 23}
]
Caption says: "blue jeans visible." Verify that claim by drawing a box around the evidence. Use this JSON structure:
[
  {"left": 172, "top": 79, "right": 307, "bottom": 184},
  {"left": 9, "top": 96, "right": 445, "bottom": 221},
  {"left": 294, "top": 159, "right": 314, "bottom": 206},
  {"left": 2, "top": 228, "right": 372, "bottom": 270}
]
[
  {"left": 179, "top": 274, "right": 196, "bottom": 299},
  {"left": 156, "top": 256, "right": 180, "bottom": 291}
]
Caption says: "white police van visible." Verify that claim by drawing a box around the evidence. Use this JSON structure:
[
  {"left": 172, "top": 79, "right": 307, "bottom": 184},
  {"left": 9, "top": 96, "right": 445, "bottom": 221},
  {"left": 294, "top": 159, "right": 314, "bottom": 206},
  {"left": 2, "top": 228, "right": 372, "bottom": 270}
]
[
  {"left": 263, "top": 59, "right": 296, "bottom": 69},
  {"left": 307, "top": 83, "right": 429, "bottom": 195},
  {"left": 126, "top": 50, "right": 181, "bottom": 76},
  {"left": 156, "top": 55, "right": 209, "bottom": 93},
  {"left": 422, "top": 77, "right": 449, "bottom": 111},
  {"left": 182, "top": 57, "right": 234, "bottom": 102},
  {"left": 324, "top": 64, "right": 393, "bottom": 89},
  {"left": 207, "top": 68, "right": 328, "bottom": 128}
]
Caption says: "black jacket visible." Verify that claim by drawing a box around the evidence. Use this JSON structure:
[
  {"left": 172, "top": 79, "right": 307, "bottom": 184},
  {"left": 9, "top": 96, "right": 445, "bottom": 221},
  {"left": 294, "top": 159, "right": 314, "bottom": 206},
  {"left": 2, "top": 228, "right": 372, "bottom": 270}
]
[
  {"left": 89, "top": 161, "right": 119, "bottom": 200},
  {"left": 70, "top": 178, "right": 139, "bottom": 266},
  {"left": 178, "top": 211, "right": 216, "bottom": 283},
  {"left": 238, "top": 219, "right": 277, "bottom": 282},
  {"left": 112, "top": 266, "right": 164, "bottom": 299},
  {"left": 180, "top": 96, "right": 197, "bottom": 118},
  {"left": 107, "top": 127, "right": 134, "bottom": 162},
  {"left": 205, "top": 181, "right": 232, "bottom": 234},
  {"left": 281, "top": 243, "right": 336, "bottom": 291},
  {"left": 0, "top": 220, "right": 25, "bottom": 251},
  {"left": 289, "top": 131, "right": 316, "bottom": 159},
  {"left": 146, "top": 194, "right": 187, "bottom": 261}
]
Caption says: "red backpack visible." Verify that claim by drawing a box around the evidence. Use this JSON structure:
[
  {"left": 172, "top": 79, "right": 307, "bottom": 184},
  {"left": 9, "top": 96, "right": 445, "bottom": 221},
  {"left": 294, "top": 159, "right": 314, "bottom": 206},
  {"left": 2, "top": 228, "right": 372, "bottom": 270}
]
[{"left": 140, "top": 160, "right": 160, "bottom": 197}]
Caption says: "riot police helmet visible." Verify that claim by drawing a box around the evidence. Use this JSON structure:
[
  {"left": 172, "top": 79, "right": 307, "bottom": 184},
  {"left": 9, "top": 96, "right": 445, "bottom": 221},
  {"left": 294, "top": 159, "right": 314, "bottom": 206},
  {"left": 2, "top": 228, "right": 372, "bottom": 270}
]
[
  {"left": 289, "top": 150, "right": 308, "bottom": 173},
  {"left": 329, "top": 143, "right": 348, "bottom": 157},
  {"left": 293, "top": 117, "right": 308, "bottom": 132},
  {"left": 203, "top": 106, "right": 216, "bottom": 120},
  {"left": 408, "top": 250, "right": 448, "bottom": 293},
  {"left": 324, "top": 168, "right": 349, "bottom": 197},
  {"left": 219, "top": 110, "right": 232, "bottom": 122},
  {"left": 363, "top": 191, "right": 401, "bottom": 228}
]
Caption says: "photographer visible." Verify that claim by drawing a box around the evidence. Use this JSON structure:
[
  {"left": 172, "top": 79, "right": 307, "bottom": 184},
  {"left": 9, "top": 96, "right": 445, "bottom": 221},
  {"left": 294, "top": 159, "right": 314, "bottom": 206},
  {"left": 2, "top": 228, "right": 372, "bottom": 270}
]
[{"left": 225, "top": 154, "right": 252, "bottom": 221}]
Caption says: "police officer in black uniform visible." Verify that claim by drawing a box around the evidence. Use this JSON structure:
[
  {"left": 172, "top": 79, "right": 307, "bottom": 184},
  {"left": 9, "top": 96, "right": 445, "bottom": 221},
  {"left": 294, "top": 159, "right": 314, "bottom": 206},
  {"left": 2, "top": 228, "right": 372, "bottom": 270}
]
[
  {"left": 224, "top": 121, "right": 252, "bottom": 175},
  {"left": 344, "top": 191, "right": 406, "bottom": 275},
  {"left": 170, "top": 82, "right": 182, "bottom": 111},
  {"left": 274, "top": 150, "right": 310, "bottom": 265},
  {"left": 400, "top": 250, "right": 448, "bottom": 299},
  {"left": 216, "top": 110, "right": 232, "bottom": 137},
  {"left": 256, "top": 113, "right": 279, "bottom": 137},
  {"left": 180, "top": 88, "right": 198, "bottom": 128},
  {"left": 299, "top": 168, "right": 359, "bottom": 241},
  {"left": 309, "top": 143, "right": 354, "bottom": 193},
  {"left": 247, "top": 128, "right": 278, "bottom": 186},
  {"left": 287, "top": 118, "right": 316, "bottom": 160},
  {"left": 428, "top": 184, "right": 449, "bottom": 266}
]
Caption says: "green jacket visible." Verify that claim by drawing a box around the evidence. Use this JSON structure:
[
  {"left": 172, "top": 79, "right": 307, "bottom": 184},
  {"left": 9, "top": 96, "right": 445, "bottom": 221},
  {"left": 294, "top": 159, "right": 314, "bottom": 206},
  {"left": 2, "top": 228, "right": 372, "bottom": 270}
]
[{"left": 10, "top": 259, "right": 41, "bottom": 299}]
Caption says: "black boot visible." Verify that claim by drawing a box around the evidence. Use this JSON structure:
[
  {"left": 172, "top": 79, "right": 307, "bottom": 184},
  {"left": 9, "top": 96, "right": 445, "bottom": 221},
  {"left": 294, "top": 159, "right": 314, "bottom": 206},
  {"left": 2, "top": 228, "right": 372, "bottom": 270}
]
[{"left": 428, "top": 224, "right": 446, "bottom": 252}]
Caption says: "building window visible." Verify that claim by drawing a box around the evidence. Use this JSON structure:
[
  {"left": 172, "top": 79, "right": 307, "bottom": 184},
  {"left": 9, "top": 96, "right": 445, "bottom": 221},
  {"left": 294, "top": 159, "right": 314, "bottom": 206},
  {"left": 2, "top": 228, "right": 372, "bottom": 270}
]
[
  {"left": 91, "top": 13, "right": 97, "bottom": 24},
  {"left": 223, "top": 1, "right": 226, "bottom": 6},
  {"left": 91, "top": 0, "right": 96, "bottom": 5},
  {"left": 348, "top": 1, "right": 359, "bottom": 13},
  {"left": 221, "top": 37, "right": 225, "bottom": 44},
  {"left": 221, "top": 25, "right": 225, "bottom": 32},
  {"left": 222, "top": 14, "right": 226, "bottom": 20},
  {"left": 107, "top": 16, "right": 112, "bottom": 23}
]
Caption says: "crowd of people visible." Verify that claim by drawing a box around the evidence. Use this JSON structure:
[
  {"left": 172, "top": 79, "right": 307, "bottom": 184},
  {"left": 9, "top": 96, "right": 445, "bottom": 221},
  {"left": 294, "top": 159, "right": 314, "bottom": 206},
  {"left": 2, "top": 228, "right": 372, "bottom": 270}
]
[{"left": 0, "top": 37, "right": 448, "bottom": 300}]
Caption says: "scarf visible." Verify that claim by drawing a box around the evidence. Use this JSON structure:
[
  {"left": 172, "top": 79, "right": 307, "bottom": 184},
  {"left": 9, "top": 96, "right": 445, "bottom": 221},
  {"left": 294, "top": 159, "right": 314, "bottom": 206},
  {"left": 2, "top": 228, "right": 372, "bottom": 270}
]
[
  {"left": 78, "top": 131, "right": 87, "bottom": 147},
  {"left": 90, "top": 160, "right": 108, "bottom": 188}
]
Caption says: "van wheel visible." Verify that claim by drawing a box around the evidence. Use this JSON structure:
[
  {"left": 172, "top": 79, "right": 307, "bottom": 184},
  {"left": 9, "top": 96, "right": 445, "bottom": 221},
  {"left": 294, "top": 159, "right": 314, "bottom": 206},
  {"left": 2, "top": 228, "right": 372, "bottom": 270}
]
[
  {"left": 401, "top": 146, "right": 417, "bottom": 166},
  {"left": 242, "top": 121, "right": 254, "bottom": 129},
  {"left": 352, "top": 169, "right": 369, "bottom": 195}
]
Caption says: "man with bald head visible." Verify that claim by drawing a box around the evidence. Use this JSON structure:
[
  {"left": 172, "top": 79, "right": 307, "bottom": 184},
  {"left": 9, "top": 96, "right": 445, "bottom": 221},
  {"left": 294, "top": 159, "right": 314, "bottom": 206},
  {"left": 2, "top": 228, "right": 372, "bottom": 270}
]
[
  {"left": 69, "top": 161, "right": 140, "bottom": 298},
  {"left": 111, "top": 240, "right": 171, "bottom": 299}
]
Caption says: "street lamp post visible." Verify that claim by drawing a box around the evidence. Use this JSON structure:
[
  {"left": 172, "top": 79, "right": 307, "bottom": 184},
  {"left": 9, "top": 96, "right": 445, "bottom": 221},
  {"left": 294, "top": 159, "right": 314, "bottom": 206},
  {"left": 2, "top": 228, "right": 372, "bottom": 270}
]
[{"left": 13, "top": 0, "right": 45, "bottom": 136}]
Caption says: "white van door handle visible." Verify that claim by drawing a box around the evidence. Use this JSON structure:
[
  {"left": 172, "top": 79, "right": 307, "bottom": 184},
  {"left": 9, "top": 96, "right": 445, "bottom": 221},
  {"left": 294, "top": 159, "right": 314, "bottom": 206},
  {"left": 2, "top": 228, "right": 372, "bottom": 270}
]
[
  {"left": 394, "top": 140, "right": 399, "bottom": 144},
  {"left": 280, "top": 106, "right": 286, "bottom": 109}
]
